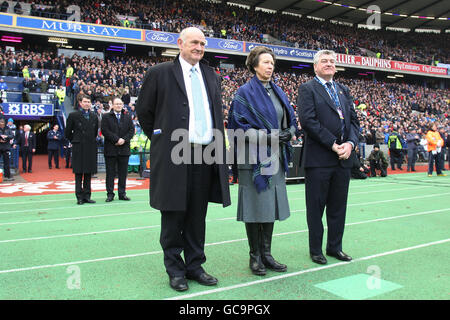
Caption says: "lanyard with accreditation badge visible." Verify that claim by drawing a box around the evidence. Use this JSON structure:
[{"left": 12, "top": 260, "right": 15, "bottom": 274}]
[{"left": 314, "top": 76, "right": 345, "bottom": 120}]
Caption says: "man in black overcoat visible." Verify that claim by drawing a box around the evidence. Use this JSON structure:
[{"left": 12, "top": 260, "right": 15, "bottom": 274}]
[{"left": 65, "top": 94, "right": 99, "bottom": 205}]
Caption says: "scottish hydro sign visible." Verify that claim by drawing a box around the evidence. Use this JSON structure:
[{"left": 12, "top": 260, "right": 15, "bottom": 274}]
[
  {"left": 246, "top": 42, "right": 315, "bottom": 60},
  {"left": 2, "top": 103, "right": 54, "bottom": 117}
]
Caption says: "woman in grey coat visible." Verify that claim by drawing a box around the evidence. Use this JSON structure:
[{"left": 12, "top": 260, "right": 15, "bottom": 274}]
[{"left": 228, "top": 46, "right": 297, "bottom": 276}]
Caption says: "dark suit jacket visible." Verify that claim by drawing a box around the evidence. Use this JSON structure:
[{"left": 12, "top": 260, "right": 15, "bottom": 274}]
[
  {"left": 136, "top": 56, "right": 231, "bottom": 211},
  {"left": 297, "top": 78, "right": 359, "bottom": 168},
  {"left": 101, "top": 110, "right": 135, "bottom": 157},
  {"left": 17, "top": 131, "right": 36, "bottom": 151},
  {"left": 47, "top": 129, "right": 62, "bottom": 150},
  {"left": 65, "top": 110, "right": 99, "bottom": 174}
]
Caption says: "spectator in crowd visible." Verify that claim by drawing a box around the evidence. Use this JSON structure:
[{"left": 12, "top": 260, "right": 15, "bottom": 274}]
[
  {"left": 101, "top": 96, "right": 134, "bottom": 202},
  {"left": 367, "top": 143, "right": 388, "bottom": 177},
  {"left": 65, "top": 94, "right": 99, "bottom": 205},
  {"left": 228, "top": 46, "right": 296, "bottom": 276},
  {"left": 47, "top": 123, "right": 62, "bottom": 169},
  {"left": 0, "top": 118, "right": 14, "bottom": 181},
  {"left": 426, "top": 123, "right": 446, "bottom": 177},
  {"left": 17, "top": 124, "right": 36, "bottom": 173}
]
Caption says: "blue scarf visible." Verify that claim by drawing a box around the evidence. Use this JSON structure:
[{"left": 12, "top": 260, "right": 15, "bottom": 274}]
[{"left": 228, "top": 76, "right": 297, "bottom": 193}]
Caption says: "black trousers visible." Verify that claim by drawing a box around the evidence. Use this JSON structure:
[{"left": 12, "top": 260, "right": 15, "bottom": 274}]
[
  {"left": 75, "top": 173, "right": 92, "bottom": 201},
  {"left": 64, "top": 148, "right": 71, "bottom": 168},
  {"left": 428, "top": 151, "right": 442, "bottom": 175},
  {"left": 0, "top": 149, "right": 11, "bottom": 178},
  {"left": 369, "top": 160, "right": 387, "bottom": 177},
  {"left": 48, "top": 149, "right": 59, "bottom": 168},
  {"left": 105, "top": 155, "right": 129, "bottom": 197},
  {"left": 305, "top": 166, "right": 350, "bottom": 256},
  {"left": 390, "top": 149, "right": 402, "bottom": 169},
  {"left": 407, "top": 148, "right": 417, "bottom": 170},
  {"left": 160, "top": 148, "right": 213, "bottom": 278},
  {"left": 21, "top": 147, "right": 33, "bottom": 171}
]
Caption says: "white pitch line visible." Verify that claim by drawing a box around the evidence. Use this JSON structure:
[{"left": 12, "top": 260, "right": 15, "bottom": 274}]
[
  {"left": 0, "top": 180, "right": 422, "bottom": 206},
  {"left": 0, "top": 210, "right": 158, "bottom": 226},
  {"left": 0, "top": 184, "right": 439, "bottom": 220},
  {"left": 167, "top": 238, "right": 450, "bottom": 300},
  {"left": 0, "top": 208, "right": 448, "bottom": 273}
]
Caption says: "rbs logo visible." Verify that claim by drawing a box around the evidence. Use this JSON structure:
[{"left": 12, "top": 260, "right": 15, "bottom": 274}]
[{"left": 3, "top": 103, "right": 53, "bottom": 116}]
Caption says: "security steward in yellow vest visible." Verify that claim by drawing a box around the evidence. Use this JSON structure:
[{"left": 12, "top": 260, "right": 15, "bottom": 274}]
[{"left": 387, "top": 127, "right": 404, "bottom": 170}]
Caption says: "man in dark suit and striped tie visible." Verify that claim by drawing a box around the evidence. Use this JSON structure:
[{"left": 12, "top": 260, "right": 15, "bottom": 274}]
[{"left": 297, "top": 50, "right": 360, "bottom": 265}]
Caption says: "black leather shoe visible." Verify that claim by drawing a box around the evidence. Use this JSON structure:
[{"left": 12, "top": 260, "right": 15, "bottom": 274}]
[
  {"left": 326, "top": 250, "right": 352, "bottom": 261},
  {"left": 119, "top": 195, "right": 131, "bottom": 201},
  {"left": 105, "top": 196, "right": 114, "bottom": 202},
  {"left": 310, "top": 254, "right": 327, "bottom": 265},
  {"left": 169, "top": 276, "right": 188, "bottom": 292},
  {"left": 186, "top": 272, "right": 218, "bottom": 286},
  {"left": 83, "top": 199, "right": 96, "bottom": 204},
  {"left": 77, "top": 200, "right": 84, "bottom": 205}
]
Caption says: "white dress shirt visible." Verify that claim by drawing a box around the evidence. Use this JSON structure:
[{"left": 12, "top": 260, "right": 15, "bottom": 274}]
[{"left": 179, "top": 56, "right": 213, "bottom": 144}]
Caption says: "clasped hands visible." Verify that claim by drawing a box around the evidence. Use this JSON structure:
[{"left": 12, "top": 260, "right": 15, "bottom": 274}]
[
  {"left": 115, "top": 138, "right": 125, "bottom": 146},
  {"left": 332, "top": 142, "right": 352, "bottom": 160}
]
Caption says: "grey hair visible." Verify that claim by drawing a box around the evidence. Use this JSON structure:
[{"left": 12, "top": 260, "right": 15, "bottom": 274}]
[
  {"left": 24, "top": 124, "right": 31, "bottom": 130},
  {"left": 179, "top": 27, "right": 205, "bottom": 42},
  {"left": 313, "top": 50, "right": 337, "bottom": 64}
]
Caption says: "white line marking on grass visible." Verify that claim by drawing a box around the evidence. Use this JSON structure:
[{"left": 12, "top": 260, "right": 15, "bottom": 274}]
[
  {"left": 167, "top": 238, "right": 450, "bottom": 300},
  {"left": 0, "top": 208, "right": 448, "bottom": 273},
  {"left": 0, "top": 210, "right": 158, "bottom": 226}
]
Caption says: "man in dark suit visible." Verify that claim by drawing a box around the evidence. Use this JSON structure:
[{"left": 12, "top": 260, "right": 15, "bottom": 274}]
[
  {"left": 0, "top": 118, "right": 14, "bottom": 181},
  {"left": 17, "top": 124, "right": 36, "bottom": 173},
  {"left": 101, "top": 97, "right": 135, "bottom": 202},
  {"left": 297, "top": 50, "right": 360, "bottom": 265},
  {"left": 136, "top": 27, "right": 231, "bottom": 292},
  {"left": 47, "top": 124, "right": 62, "bottom": 169},
  {"left": 65, "top": 94, "right": 99, "bottom": 205}
]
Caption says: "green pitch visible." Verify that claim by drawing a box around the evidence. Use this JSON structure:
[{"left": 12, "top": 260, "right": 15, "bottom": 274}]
[{"left": 0, "top": 173, "right": 449, "bottom": 300}]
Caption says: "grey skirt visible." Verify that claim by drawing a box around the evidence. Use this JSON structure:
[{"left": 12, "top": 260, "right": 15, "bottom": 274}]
[{"left": 236, "top": 163, "right": 291, "bottom": 223}]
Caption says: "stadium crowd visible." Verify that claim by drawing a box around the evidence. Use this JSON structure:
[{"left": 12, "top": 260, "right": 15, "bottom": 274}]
[
  {"left": 6, "top": 0, "right": 448, "bottom": 65},
  {"left": 1, "top": 44, "right": 448, "bottom": 138}
]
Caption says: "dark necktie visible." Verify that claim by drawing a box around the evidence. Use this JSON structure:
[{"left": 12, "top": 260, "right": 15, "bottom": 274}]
[
  {"left": 116, "top": 113, "right": 121, "bottom": 123},
  {"left": 326, "top": 82, "right": 345, "bottom": 139}
]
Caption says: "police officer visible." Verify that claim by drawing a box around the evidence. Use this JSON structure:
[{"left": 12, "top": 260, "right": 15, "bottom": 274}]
[{"left": 405, "top": 127, "right": 420, "bottom": 172}]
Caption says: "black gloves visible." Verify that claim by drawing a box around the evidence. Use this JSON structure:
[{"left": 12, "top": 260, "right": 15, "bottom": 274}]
[{"left": 278, "top": 129, "right": 293, "bottom": 143}]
